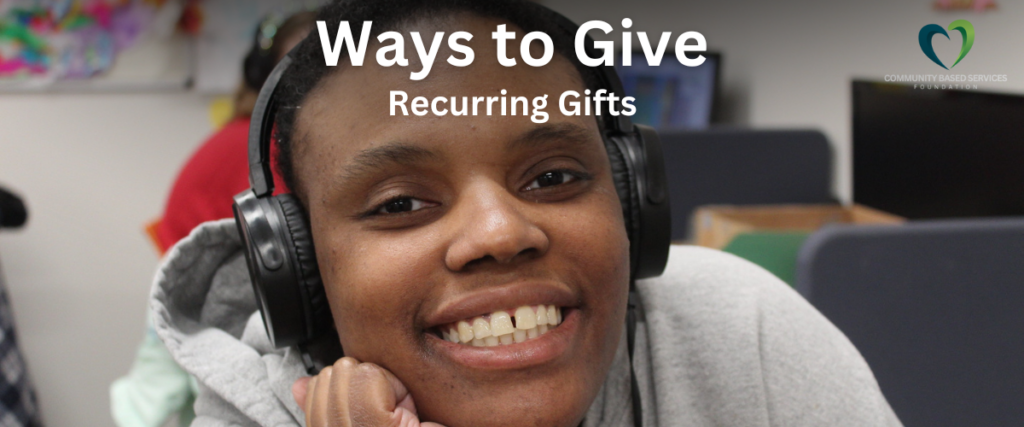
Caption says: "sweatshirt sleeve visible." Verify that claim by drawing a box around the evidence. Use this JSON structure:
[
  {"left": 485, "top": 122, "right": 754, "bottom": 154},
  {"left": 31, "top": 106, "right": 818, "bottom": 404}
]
[
  {"left": 751, "top": 258, "right": 903, "bottom": 427},
  {"left": 637, "top": 246, "right": 902, "bottom": 427}
]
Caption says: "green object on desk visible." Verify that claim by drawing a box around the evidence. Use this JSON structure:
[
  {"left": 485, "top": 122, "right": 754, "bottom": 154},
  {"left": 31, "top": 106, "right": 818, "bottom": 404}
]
[{"left": 722, "top": 232, "right": 811, "bottom": 287}]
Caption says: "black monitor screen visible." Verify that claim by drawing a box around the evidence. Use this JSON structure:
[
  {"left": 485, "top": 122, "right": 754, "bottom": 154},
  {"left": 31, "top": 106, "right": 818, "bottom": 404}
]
[
  {"left": 853, "top": 81, "right": 1024, "bottom": 219},
  {"left": 616, "top": 52, "right": 719, "bottom": 130}
]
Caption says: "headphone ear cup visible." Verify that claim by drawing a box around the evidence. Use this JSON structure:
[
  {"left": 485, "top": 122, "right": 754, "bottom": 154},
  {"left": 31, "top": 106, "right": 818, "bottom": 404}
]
[
  {"left": 604, "top": 125, "right": 671, "bottom": 281},
  {"left": 273, "top": 194, "right": 332, "bottom": 340},
  {"left": 605, "top": 136, "right": 640, "bottom": 250},
  {"left": 232, "top": 190, "right": 332, "bottom": 348},
  {"left": 626, "top": 125, "right": 671, "bottom": 280}
]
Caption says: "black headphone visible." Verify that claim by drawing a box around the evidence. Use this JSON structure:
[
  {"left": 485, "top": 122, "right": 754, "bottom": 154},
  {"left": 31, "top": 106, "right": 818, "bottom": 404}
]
[{"left": 233, "top": 6, "right": 670, "bottom": 426}]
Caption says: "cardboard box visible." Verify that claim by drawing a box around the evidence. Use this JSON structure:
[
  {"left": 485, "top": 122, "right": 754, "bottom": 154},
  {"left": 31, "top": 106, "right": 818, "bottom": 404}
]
[{"left": 692, "top": 204, "right": 904, "bottom": 249}]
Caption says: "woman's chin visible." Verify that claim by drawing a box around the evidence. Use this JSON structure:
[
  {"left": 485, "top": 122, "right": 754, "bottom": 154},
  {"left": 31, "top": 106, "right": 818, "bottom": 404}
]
[
  {"left": 409, "top": 312, "right": 600, "bottom": 427},
  {"left": 416, "top": 389, "right": 588, "bottom": 427}
]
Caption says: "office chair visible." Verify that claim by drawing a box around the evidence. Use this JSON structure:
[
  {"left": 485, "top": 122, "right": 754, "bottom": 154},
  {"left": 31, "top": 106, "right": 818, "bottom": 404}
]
[
  {"left": 796, "top": 218, "right": 1024, "bottom": 427},
  {"left": 661, "top": 129, "right": 835, "bottom": 240}
]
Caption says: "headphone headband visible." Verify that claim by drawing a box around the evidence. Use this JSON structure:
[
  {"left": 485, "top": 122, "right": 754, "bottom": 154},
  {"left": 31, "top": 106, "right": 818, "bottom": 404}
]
[
  {"left": 235, "top": 8, "right": 669, "bottom": 424},
  {"left": 245, "top": 15, "right": 669, "bottom": 279},
  {"left": 248, "top": 55, "right": 292, "bottom": 197},
  {"left": 246, "top": 12, "right": 640, "bottom": 197}
]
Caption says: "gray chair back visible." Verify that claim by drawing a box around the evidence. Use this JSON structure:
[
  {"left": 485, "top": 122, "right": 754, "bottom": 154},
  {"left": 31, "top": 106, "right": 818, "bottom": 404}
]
[
  {"left": 660, "top": 129, "right": 835, "bottom": 240},
  {"left": 796, "top": 218, "right": 1024, "bottom": 427}
]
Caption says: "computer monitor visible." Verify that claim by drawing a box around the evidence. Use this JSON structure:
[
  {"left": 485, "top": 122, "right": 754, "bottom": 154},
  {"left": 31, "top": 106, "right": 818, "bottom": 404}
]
[
  {"left": 616, "top": 51, "right": 720, "bottom": 130},
  {"left": 852, "top": 80, "right": 1024, "bottom": 219}
]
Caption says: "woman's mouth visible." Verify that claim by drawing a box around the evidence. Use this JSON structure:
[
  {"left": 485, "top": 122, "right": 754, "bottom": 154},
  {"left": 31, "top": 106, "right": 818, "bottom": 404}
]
[
  {"left": 433, "top": 305, "right": 563, "bottom": 347},
  {"left": 421, "top": 283, "right": 579, "bottom": 369}
]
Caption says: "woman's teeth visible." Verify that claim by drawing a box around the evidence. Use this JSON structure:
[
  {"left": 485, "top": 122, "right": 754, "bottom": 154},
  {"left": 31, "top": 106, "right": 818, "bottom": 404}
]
[{"left": 439, "top": 305, "right": 563, "bottom": 347}]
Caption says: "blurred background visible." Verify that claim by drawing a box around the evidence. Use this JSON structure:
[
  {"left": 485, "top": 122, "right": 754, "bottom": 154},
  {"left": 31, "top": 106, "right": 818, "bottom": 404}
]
[{"left": 0, "top": 0, "right": 1021, "bottom": 426}]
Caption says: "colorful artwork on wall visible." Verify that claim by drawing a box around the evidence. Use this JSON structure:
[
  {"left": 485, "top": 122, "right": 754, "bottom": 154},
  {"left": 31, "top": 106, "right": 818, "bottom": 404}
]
[
  {"left": 0, "top": 0, "right": 325, "bottom": 91},
  {"left": 0, "top": 0, "right": 183, "bottom": 88}
]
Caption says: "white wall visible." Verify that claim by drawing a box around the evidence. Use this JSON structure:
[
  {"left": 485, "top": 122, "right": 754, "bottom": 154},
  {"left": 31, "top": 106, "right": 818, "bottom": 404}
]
[
  {"left": 548, "top": 0, "right": 1024, "bottom": 201},
  {"left": 1, "top": 0, "right": 1023, "bottom": 425},
  {"left": 0, "top": 93, "right": 212, "bottom": 426}
]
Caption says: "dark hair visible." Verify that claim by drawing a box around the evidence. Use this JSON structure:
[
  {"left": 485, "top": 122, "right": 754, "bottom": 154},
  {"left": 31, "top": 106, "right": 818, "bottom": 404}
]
[{"left": 274, "top": 0, "right": 604, "bottom": 197}]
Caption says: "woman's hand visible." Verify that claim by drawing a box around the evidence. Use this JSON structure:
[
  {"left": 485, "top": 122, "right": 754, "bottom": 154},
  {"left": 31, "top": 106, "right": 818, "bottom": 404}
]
[{"left": 293, "top": 357, "right": 448, "bottom": 427}]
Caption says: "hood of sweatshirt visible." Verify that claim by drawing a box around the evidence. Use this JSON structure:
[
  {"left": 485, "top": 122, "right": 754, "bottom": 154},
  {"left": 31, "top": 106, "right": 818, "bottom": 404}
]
[
  {"left": 149, "top": 220, "right": 642, "bottom": 426},
  {"left": 151, "top": 219, "right": 899, "bottom": 427}
]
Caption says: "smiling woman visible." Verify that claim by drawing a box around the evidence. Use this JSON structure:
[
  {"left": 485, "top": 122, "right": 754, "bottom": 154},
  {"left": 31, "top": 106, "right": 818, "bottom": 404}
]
[
  {"left": 148, "top": 1, "right": 904, "bottom": 427},
  {"left": 285, "top": 28, "right": 631, "bottom": 420}
]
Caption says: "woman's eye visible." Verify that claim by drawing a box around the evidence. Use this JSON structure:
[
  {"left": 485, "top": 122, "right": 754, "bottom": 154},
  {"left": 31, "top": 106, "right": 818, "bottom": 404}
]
[
  {"left": 374, "top": 197, "right": 430, "bottom": 215},
  {"left": 524, "top": 171, "right": 578, "bottom": 191}
]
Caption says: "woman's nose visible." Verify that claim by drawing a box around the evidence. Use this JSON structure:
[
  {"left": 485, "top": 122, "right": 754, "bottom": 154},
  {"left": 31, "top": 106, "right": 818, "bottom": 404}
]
[{"left": 444, "top": 182, "right": 550, "bottom": 272}]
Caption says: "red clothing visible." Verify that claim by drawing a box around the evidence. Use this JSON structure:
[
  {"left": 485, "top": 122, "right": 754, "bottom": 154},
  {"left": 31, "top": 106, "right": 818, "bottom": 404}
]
[{"left": 155, "top": 118, "right": 288, "bottom": 252}]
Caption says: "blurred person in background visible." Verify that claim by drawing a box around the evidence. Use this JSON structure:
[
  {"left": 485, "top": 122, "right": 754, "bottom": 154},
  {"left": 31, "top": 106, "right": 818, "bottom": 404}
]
[
  {"left": 109, "top": 12, "right": 314, "bottom": 427},
  {"left": 0, "top": 187, "right": 28, "bottom": 230},
  {"left": 0, "top": 186, "right": 41, "bottom": 427},
  {"left": 150, "top": 11, "right": 312, "bottom": 252}
]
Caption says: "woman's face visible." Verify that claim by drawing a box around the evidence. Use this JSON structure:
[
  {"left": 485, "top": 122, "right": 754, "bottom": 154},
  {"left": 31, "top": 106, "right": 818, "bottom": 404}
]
[{"left": 292, "top": 14, "right": 630, "bottom": 427}]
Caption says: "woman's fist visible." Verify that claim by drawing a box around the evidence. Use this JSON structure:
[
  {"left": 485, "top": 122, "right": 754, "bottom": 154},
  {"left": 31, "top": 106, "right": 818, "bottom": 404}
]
[{"left": 293, "top": 357, "right": 447, "bottom": 427}]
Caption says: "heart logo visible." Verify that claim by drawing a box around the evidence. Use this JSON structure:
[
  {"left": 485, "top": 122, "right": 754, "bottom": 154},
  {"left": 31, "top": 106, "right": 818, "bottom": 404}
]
[{"left": 919, "top": 19, "right": 975, "bottom": 69}]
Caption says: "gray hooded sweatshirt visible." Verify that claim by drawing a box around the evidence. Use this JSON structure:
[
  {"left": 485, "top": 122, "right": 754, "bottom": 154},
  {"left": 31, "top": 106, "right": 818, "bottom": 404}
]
[{"left": 151, "top": 220, "right": 902, "bottom": 427}]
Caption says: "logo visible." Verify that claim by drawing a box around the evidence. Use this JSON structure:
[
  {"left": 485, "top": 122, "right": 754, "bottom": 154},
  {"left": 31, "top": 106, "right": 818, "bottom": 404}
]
[{"left": 918, "top": 19, "right": 974, "bottom": 69}]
